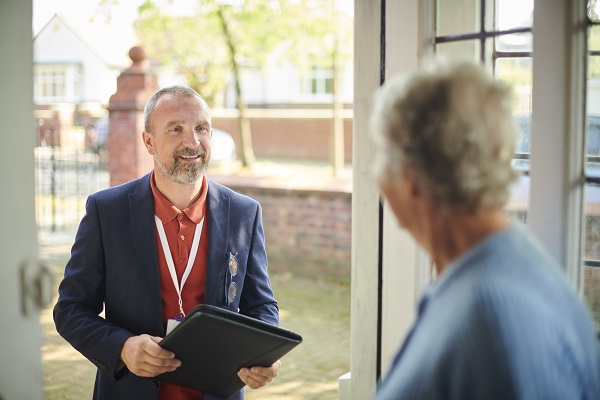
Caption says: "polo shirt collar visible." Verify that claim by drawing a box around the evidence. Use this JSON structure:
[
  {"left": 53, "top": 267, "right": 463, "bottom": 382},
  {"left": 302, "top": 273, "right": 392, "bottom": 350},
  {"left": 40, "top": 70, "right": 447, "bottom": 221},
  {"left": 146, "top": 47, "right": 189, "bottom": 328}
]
[{"left": 150, "top": 172, "right": 208, "bottom": 224}]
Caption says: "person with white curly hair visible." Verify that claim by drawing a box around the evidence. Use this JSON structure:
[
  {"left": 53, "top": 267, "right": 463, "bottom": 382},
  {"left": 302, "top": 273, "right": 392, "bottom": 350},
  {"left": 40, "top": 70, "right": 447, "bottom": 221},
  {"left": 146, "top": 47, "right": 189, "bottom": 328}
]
[{"left": 371, "top": 59, "right": 600, "bottom": 400}]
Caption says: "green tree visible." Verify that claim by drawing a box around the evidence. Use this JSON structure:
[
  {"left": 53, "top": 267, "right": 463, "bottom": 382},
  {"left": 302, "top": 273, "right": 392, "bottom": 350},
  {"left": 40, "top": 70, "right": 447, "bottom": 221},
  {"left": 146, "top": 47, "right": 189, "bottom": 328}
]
[
  {"left": 135, "top": 0, "right": 353, "bottom": 169},
  {"left": 135, "top": 1, "right": 228, "bottom": 105}
]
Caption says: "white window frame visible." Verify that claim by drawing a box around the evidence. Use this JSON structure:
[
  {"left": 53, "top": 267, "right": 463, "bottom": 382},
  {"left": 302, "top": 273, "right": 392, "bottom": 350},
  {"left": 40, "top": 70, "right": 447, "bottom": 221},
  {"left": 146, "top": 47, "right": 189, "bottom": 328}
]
[
  {"left": 34, "top": 63, "right": 82, "bottom": 104},
  {"left": 528, "top": 0, "right": 586, "bottom": 289},
  {"left": 347, "top": 0, "right": 588, "bottom": 399},
  {"left": 299, "top": 66, "right": 336, "bottom": 102}
]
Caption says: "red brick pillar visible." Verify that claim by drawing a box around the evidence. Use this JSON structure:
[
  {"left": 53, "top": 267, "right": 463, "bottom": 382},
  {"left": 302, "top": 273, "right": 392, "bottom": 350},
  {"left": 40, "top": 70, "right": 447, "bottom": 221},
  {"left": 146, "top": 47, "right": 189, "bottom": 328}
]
[{"left": 107, "top": 46, "right": 158, "bottom": 187}]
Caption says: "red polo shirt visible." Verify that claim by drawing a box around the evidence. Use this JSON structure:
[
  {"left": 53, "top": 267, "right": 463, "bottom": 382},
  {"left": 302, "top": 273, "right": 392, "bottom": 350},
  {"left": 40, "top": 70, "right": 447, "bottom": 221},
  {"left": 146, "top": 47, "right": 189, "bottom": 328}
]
[{"left": 151, "top": 173, "right": 209, "bottom": 400}]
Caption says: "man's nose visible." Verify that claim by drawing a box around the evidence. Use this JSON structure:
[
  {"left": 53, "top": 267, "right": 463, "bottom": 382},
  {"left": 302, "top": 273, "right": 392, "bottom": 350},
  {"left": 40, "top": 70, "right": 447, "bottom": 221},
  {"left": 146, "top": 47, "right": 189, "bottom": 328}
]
[{"left": 182, "top": 128, "right": 201, "bottom": 146}]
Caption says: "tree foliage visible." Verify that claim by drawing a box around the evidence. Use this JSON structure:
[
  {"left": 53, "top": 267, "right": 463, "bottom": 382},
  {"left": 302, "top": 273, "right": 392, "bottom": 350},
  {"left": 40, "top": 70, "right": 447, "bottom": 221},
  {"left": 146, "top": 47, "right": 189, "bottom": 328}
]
[
  {"left": 135, "top": 0, "right": 353, "bottom": 167},
  {"left": 135, "top": 0, "right": 353, "bottom": 106},
  {"left": 135, "top": 0, "right": 229, "bottom": 105}
]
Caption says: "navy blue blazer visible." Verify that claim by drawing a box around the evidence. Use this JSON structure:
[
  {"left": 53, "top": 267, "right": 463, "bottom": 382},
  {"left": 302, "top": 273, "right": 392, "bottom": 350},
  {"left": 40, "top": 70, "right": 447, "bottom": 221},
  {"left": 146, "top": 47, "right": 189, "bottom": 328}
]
[{"left": 53, "top": 173, "right": 279, "bottom": 400}]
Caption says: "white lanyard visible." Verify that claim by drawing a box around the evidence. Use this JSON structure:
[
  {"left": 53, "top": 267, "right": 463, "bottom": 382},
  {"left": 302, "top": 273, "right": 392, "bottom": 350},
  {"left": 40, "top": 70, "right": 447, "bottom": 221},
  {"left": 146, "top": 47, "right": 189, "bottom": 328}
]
[{"left": 154, "top": 214, "right": 203, "bottom": 318}]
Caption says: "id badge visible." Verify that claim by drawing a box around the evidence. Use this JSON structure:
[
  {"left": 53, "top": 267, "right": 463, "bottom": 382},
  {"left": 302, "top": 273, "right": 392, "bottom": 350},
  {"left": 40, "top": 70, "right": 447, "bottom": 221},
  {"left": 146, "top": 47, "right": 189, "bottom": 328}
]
[{"left": 166, "top": 316, "right": 183, "bottom": 335}]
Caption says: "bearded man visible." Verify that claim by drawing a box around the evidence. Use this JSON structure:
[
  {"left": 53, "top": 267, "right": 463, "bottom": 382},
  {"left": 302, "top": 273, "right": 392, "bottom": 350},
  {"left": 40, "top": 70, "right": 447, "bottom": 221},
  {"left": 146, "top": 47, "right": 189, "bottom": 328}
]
[{"left": 54, "top": 86, "right": 280, "bottom": 400}]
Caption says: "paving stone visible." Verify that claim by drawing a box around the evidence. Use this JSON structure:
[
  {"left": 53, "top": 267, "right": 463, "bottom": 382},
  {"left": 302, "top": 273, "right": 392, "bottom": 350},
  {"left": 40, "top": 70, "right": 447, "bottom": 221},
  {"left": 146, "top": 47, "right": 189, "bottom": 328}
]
[{"left": 40, "top": 231, "right": 351, "bottom": 399}]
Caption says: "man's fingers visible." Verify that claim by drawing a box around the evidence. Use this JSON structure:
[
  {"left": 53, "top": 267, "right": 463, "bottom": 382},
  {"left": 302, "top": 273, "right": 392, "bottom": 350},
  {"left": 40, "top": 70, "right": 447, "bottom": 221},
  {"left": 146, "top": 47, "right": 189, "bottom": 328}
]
[
  {"left": 238, "top": 368, "right": 270, "bottom": 389},
  {"left": 121, "top": 334, "right": 181, "bottom": 377},
  {"left": 145, "top": 335, "right": 177, "bottom": 359},
  {"left": 239, "top": 372, "right": 266, "bottom": 389},
  {"left": 238, "top": 359, "right": 281, "bottom": 389},
  {"left": 133, "top": 360, "right": 180, "bottom": 377}
]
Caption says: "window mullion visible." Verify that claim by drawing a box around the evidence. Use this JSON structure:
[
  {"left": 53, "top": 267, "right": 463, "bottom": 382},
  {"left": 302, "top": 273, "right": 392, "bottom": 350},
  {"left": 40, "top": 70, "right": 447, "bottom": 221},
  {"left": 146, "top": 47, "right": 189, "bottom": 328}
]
[{"left": 528, "top": 0, "right": 587, "bottom": 290}]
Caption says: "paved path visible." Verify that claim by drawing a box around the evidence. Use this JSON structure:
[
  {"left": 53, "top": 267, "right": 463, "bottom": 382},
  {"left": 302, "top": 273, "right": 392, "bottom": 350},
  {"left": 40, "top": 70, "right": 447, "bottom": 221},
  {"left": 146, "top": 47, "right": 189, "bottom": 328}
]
[{"left": 39, "top": 230, "right": 350, "bottom": 400}]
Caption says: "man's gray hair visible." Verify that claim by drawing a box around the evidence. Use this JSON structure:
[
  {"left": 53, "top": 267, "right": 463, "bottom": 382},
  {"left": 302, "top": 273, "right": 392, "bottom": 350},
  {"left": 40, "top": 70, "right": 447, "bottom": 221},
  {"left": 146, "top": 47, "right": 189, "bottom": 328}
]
[
  {"left": 370, "top": 59, "right": 518, "bottom": 212},
  {"left": 144, "top": 85, "right": 210, "bottom": 133}
]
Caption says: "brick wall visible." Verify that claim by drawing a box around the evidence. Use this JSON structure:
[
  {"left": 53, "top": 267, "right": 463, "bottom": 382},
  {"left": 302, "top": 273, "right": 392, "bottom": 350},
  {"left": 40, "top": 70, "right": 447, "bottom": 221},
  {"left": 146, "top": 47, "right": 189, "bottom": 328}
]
[
  {"left": 212, "top": 116, "right": 353, "bottom": 162},
  {"left": 211, "top": 177, "right": 352, "bottom": 282},
  {"left": 106, "top": 110, "right": 153, "bottom": 185},
  {"left": 107, "top": 47, "right": 159, "bottom": 187}
]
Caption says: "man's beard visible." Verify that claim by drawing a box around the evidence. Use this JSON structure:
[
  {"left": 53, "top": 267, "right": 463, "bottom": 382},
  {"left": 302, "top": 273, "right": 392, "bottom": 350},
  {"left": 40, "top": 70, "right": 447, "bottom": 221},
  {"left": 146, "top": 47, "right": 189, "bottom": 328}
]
[{"left": 155, "top": 147, "right": 209, "bottom": 184}]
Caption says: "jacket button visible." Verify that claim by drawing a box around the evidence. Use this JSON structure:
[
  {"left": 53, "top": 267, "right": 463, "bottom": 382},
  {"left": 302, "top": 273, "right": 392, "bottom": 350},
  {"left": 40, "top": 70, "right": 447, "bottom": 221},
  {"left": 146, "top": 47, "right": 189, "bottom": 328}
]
[{"left": 151, "top": 381, "right": 159, "bottom": 389}]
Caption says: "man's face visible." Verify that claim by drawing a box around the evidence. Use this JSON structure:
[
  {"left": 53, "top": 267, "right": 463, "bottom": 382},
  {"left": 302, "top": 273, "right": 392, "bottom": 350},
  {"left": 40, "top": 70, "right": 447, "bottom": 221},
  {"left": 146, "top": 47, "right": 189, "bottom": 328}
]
[{"left": 143, "top": 94, "right": 212, "bottom": 184}]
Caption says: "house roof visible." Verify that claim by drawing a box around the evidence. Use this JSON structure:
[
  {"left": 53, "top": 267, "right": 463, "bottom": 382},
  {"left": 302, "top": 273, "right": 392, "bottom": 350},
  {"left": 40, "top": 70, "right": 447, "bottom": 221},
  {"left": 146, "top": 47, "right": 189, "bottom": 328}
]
[{"left": 34, "top": 13, "right": 134, "bottom": 69}]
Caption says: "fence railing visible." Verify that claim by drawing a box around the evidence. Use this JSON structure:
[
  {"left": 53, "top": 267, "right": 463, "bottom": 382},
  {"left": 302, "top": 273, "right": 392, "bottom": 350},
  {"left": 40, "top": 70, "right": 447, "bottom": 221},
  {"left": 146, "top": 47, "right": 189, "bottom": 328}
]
[{"left": 35, "top": 146, "right": 109, "bottom": 232}]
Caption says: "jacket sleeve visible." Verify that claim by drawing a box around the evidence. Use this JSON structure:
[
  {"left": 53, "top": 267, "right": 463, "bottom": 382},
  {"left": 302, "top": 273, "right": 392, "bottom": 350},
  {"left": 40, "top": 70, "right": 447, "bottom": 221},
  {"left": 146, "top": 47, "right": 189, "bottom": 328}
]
[
  {"left": 238, "top": 202, "right": 279, "bottom": 326},
  {"left": 53, "top": 194, "right": 133, "bottom": 380}
]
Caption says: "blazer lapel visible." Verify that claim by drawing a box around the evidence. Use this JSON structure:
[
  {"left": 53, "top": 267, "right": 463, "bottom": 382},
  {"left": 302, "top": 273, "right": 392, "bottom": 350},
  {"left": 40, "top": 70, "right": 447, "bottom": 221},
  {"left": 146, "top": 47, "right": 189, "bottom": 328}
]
[
  {"left": 129, "top": 174, "right": 163, "bottom": 330},
  {"left": 205, "top": 180, "right": 230, "bottom": 305}
]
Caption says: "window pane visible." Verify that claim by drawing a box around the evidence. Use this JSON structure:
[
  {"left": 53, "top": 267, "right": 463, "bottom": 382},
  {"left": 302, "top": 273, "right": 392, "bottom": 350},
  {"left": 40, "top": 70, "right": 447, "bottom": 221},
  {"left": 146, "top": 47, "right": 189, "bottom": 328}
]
[
  {"left": 498, "top": 56, "right": 532, "bottom": 223},
  {"left": 436, "top": 0, "right": 480, "bottom": 37},
  {"left": 496, "top": 32, "right": 532, "bottom": 52},
  {"left": 587, "top": 115, "right": 600, "bottom": 172},
  {"left": 496, "top": 57, "right": 532, "bottom": 176},
  {"left": 34, "top": 64, "right": 74, "bottom": 102},
  {"left": 588, "top": 33, "right": 600, "bottom": 176},
  {"left": 435, "top": 40, "right": 480, "bottom": 61},
  {"left": 497, "top": 0, "right": 533, "bottom": 30},
  {"left": 589, "top": 26, "right": 600, "bottom": 80},
  {"left": 325, "top": 78, "right": 334, "bottom": 94},
  {"left": 584, "top": 183, "right": 600, "bottom": 331},
  {"left": 506, "top": 175, "right": 529, "bottom": 224},
  {"left": 496, "top": 57, "right": 532, "bottom": 111},
  {"left": 589, "top": 0, "right": 600, "bottom": 23},
  {"left": 588, "top": 7, "right": 600, "bottom": 334}
]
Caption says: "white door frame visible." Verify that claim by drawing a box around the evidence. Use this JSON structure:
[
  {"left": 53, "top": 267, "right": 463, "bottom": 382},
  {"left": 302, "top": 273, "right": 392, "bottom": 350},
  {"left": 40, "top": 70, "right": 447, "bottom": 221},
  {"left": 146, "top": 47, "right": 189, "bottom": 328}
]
[{"left": 0, "top": 1, "right": 45, "bottom": 399}]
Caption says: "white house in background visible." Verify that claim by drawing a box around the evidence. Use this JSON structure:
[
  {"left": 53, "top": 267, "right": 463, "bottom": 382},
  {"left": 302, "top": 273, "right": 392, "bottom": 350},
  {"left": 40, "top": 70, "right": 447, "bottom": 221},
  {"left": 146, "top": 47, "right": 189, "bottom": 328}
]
[
  {"left": 35, "top": 13, "right": 354, "bottom": 112},
  {"left": 233, "top": 66, "right": 353, "bottom": 107},
  {"left": 33, "top": 13, "right": 134, "bottom": 150},
  {"left": 33, "top": 13, "right": 128, "bottom": 117},
  {"left": 226, "top": 55, "right": 354, "bottom": 108},
  {"left": 33, "top": 13, "right": 354, "bottom": 153}
]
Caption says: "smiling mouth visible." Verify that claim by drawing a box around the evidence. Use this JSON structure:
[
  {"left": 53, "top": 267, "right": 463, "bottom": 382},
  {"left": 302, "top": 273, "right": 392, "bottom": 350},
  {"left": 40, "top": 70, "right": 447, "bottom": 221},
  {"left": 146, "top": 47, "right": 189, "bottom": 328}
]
[{"left": 175, "top": 147, "right": 206, "bottom": 162}]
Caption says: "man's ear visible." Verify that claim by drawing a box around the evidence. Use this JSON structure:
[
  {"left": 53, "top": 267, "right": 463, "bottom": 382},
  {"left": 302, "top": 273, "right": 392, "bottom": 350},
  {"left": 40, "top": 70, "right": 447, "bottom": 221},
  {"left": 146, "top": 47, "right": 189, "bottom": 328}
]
[{"left": 142, "top": 131, "right": 154, "bottom": 155}]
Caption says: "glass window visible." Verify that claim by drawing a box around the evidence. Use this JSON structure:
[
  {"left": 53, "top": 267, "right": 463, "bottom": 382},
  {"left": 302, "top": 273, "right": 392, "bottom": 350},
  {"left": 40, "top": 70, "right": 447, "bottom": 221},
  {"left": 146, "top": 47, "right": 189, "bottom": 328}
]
[
  {"left": 434, "top": 0, "right": 533, "bottom": 224},
  {"left": 496, "top": 0, "right": 533, "bottom": 31},
  {"left": 589, "top": 0, "right": 600, "bottom": 23},
  {"left": 584, "top": 184, "right": 600, "bottom": 331},
  {"left": 301, "top": 67, "right": 335, "bottom": 98},
  {"left": 34, "top": 64, "right": 81, "bottom": 104},
  {"left": 434, "top": 0, "right": 600, "bottom": 332},
  {"left": 585, "top": 1, "right": 600, "bottom": 331},
  {"left": 435, "top": 41, "right": 481, "bottom": 61},
  {"left": 435, "top": 0, "right": 480, "bottom": 37}
]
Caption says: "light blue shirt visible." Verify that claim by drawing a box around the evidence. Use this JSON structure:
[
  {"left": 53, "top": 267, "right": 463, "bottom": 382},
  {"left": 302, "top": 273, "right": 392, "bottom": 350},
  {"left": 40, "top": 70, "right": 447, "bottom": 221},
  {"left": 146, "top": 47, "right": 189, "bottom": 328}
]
[{"left": 376, "top": 223, "right": 600, "bottom": 400}]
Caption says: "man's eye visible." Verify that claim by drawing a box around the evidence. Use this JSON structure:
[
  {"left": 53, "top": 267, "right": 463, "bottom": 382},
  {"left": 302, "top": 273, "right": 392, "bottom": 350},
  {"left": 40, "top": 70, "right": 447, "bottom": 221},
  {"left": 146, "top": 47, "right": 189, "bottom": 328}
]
[{"left": 196, "top": 126, "right": 208, "bottom": 132}]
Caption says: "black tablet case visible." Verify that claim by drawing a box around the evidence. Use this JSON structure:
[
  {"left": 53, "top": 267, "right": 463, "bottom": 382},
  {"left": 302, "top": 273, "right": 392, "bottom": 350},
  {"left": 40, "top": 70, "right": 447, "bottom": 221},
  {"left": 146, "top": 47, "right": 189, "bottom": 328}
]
[{"left": 157, "top": 304, "right": 302, "bottom": 398}]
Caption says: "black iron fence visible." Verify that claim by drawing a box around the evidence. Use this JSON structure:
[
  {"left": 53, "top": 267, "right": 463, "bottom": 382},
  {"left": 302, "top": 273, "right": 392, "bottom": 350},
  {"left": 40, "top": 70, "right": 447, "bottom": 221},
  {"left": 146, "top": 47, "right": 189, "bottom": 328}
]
[{"left": 35, "top": 146, "right": 109, "bottom": 232}]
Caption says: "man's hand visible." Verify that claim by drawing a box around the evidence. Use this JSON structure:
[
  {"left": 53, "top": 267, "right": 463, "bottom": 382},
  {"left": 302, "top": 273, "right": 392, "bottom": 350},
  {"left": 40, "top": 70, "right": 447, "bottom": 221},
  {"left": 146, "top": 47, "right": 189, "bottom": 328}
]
[
  {"left": 120, "top": 334, "right": 181, "bottom": 377},
  {"left": 238, "top": 359, "right": 281, "bottom": 389}
]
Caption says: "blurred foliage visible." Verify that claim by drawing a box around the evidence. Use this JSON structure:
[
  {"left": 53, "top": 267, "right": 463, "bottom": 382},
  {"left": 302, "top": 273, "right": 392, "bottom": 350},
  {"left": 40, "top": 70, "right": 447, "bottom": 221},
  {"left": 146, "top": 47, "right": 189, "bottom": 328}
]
[
  {"left": 135, "top": 0, "right": 228, "bottom": 105},
  {"left": 134, "top": 0, "right": 353, "bottom": 107},
  {"left": 495, "top": 59, "right": 532, "bottom": 87}
]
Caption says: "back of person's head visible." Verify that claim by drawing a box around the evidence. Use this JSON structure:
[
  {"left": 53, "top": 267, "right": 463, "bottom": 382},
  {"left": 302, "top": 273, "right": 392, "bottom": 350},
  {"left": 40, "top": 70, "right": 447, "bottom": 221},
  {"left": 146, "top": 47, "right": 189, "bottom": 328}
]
[{"left": 370, "top": 58, "right": 518, "bottom": 213}]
